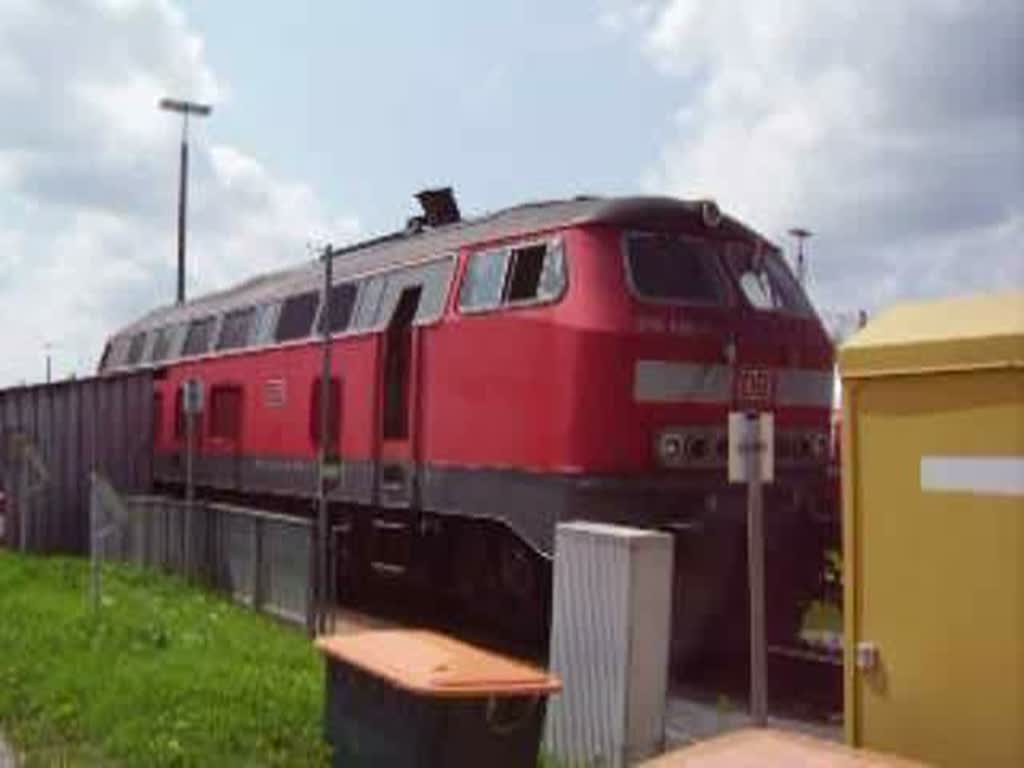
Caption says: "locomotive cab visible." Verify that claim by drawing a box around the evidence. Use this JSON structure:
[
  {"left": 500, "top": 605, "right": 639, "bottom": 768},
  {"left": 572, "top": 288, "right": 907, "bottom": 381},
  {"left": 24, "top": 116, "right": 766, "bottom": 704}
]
[{"left": 558, "top": 209, "right": 835, "bottom": 684}]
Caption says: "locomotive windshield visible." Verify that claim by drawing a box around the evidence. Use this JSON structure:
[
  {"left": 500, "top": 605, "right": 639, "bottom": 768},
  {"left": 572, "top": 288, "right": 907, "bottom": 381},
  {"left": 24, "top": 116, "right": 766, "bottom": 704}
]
[
  {"left": 724, "top": 242, "right": 814, "bottom": 315},
  {"left": 624, "top": 232, "right": 725, "bottom": 304}
]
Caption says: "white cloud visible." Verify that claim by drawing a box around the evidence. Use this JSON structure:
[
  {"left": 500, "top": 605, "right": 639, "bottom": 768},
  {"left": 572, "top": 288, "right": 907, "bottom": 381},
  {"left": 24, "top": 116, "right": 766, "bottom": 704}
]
[
  {"left": 0, "top": 0, "right": 359, "bottom": 386},
  {"left": 611, "top": 0, "right": 1024, "bottom": 314},
  {"left": 597, "top": 0, "right": 655, "bottom": 34}
]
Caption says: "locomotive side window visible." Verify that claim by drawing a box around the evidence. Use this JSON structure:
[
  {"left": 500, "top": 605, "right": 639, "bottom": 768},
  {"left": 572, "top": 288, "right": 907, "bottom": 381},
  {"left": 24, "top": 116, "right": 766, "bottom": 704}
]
[
  {"left": 150, "top": 326, "right": 173, "bottom": 363},
  {"left": 505, "top": 245, "right": 545, "bottom": 302},
  {"left": 250, "top": 302, "right": 281, "bottom": 347},
  {"left": 458, "top": 249, "right": 509, "bottom": 311},
  {"left": 352, "top": 274, "right": 387, "bottom": 331},
  {"left": 182, "top": 316, "right": 216, "bottom": 357},
  {"left": 217, "top": 307, "right": 256, "bottom": 350},
  {"left": 142, "top": 332, "right": 159, "bottom": 363},
  {"left": 459, "top": 241, "right": 564, "bottom": 312},
  {"left": 107, "top": 335, "right": 132, "bottom": 369},
  {"left": 98, "top": 341, "right": 113, "bottom": 372},
  {"left": 625, "top": 233, "right": 725, "bottom": 304},
  {"left": 506, "top": 241, "right": 566, "bottom": 304},
  {"left": 153, "top": 323, "right": 187, "bottom": 362},
  {"left": 373, "top": 257, "right": 456, "bottom": 328},
  {"left": 376, "top": 272, "right": 411, "bottom": 328},
  {"left": 125, "top": 331, "right": 148, "bottom": 366},
  {"left": 317, "top": 282, "right": 359, "bottom": 334},
  {"left": 414, "top": 257, "right": 456, "bottom": 322},
  {"left": 275, "top": 291, "right": 319, "bottom": 342},
  {"left": 209, "top": 385, "right": 243, "bottom": 440},
  {"left": 168, "top": 323, "right": 188, "bottom": 360}
]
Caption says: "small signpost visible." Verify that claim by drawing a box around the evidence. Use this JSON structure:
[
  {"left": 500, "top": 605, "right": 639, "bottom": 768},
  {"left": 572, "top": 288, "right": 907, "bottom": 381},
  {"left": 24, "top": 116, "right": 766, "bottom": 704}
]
[
  {"left": 729, "top": 411, "right": 774, "bottom": 726},
  {"left": 4, "top": 432, "right": 49, "bottom": 552},
  {"left": 182, "top": 378, "right": 203, "bottom": 578},
  {"left": 89, "top": 472, "right": 128, "bottom": 614}
]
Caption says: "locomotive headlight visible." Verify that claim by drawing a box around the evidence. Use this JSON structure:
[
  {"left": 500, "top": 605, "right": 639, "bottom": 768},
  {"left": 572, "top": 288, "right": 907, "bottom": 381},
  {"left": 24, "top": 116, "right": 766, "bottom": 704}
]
[
  {"left": 798, "top": 434, "right": 812, "bottom": 460},
  {"left": 657, "top": 429, "right": 723, "bottom": 467},
  {"left": 685, "top": 435, "right": 709, "bottom": 461},
  {"left": 657, "top": 432, "right": 685, "bottom": 466},
  {"left": 811, "top": 432, "right": 829, "bottom": 460}
]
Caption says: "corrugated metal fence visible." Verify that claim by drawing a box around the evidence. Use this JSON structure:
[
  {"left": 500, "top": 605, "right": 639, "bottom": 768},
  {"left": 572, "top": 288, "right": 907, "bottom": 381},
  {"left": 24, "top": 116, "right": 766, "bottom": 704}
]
[
  {"left": 0, "top": 374, "right": 152, "bottom": 553},
  {"left": 101, "top": 496, "right": 313, "bottom": 626}
]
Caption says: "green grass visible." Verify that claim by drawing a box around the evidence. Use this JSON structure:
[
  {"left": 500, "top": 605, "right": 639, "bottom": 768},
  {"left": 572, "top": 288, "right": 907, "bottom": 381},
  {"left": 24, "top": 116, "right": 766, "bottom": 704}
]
[{"left": 0, "top": 551, "right": 328, "bottom": 767}]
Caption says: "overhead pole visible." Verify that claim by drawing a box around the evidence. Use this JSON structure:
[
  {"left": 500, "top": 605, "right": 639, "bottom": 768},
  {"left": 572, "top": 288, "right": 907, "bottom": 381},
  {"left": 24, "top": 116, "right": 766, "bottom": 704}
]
[
  {"left": 159, "top": 98, "right": 212, "bottom": 305},
  {"left": 788, "top": 227, "right": 812, "bottom": 286},
  {"left": 316, "top": 244, "right": 335, "bottom": 635}
]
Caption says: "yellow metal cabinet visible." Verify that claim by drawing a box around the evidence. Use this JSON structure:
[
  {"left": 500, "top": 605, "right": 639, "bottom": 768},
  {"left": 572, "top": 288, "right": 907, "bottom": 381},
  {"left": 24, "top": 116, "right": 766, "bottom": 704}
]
[{"left": 839, "top": 292, "right": 1024, "bottom": 768}]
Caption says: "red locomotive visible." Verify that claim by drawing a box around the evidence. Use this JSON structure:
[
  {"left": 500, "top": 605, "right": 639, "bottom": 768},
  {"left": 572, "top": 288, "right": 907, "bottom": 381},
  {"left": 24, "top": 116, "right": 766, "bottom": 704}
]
[{"left": 100, "top": 191, "right": 835, "bottom": 676}]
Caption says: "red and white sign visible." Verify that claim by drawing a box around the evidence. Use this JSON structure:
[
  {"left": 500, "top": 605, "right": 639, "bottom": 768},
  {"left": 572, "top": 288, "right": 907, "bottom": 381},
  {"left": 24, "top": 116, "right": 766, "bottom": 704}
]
[{"left": 736, "top": 367, "right": 773, "bottom": 402}]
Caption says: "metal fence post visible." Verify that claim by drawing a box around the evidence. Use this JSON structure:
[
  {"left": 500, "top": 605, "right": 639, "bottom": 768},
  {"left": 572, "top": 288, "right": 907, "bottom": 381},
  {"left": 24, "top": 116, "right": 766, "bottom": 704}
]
[
  {"left": 253, "top": 516, "right": 264, "bottom": 611},
  {"left": 89, "top": 473, "right": 99, "bottom": 614},
  {"left": 18, "top": 451, "right": 29, "bottom": 552},
  {"left": 184, "top": 411, "right": 194, "bottom": 580}
]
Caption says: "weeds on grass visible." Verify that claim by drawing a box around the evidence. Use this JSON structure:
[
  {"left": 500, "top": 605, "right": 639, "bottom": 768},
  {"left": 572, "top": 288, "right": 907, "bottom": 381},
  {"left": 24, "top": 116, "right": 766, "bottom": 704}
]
[{"left": 0, "top": 552, "right": 329, "bottom": 767}]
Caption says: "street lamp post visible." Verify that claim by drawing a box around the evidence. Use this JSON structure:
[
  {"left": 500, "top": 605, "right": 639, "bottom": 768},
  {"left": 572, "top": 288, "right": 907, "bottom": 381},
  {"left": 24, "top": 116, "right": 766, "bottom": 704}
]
[
  {"left": 159, "top": 98, "right": 212, "bottom": 305},
  {"left": 788, "top": 227, "right": 813, "bottom": 286}
]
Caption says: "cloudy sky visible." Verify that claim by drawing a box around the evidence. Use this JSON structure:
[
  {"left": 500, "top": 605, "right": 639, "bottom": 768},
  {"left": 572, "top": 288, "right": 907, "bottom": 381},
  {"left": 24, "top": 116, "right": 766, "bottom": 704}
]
[{"left": 0, "top": 0, "right": 1020, "bottom": 386}]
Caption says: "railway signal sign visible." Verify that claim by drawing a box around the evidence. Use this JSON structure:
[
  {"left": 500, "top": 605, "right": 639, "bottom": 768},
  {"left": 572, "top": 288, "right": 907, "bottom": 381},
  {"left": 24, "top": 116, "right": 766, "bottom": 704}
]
[
  {"left": 182, "top": 378, "right": 204, "bottom": 414},
  {"left": 728, "top": 411, "right": 774, "bottom": 484}
]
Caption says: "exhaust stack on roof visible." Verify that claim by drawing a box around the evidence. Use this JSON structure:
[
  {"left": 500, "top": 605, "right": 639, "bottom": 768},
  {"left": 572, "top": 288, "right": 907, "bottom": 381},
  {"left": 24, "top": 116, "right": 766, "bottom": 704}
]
[{"left": 415, "top": 187, "right": 461, "bottom": 228}]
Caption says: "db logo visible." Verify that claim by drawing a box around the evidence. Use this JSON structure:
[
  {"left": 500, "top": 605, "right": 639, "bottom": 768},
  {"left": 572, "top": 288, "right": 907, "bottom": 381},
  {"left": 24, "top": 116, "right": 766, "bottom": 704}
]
[{"left": 737, "top": 368, "right": 772, "bottom": 401}]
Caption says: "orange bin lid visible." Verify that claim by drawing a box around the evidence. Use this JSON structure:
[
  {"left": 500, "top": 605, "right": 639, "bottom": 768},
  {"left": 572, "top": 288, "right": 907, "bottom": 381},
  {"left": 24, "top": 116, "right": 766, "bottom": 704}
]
[
  {"left": 640, "top": 729, "right": 931, "bottom": 767},
  {"left": 315, "top": 630, "right": 562, "bottom": 699}
]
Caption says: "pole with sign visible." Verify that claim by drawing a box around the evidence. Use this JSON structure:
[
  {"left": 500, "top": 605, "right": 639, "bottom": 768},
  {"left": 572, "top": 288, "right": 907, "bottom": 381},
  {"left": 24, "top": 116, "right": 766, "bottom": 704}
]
[
  {"left": 182, "top": 379, "right": 203, "bottom": 580},
  {"left": 729, "top": 410, "right": 774, "bottom": 726},
  {"left": 316, "top": 244, "right": 334, "bottom": 635}
]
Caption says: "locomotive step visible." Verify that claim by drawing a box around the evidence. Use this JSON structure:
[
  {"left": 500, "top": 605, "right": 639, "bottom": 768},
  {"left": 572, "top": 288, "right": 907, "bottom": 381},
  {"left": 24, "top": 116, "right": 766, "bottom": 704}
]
[{"left": 369, "top": 561, "right": 408, "bottom": 577}]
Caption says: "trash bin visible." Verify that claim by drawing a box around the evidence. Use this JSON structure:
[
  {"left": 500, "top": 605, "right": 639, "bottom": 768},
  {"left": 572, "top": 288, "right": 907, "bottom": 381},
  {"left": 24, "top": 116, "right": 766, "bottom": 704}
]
[{"left": 316, "top": 629, "right": 561, "bottom": 768}]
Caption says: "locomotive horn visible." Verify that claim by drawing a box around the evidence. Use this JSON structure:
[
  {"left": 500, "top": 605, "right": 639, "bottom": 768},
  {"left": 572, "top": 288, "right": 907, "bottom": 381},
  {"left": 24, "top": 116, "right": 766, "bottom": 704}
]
[{"left": 700, "top": 199, "right": 722, "bottom": 228}]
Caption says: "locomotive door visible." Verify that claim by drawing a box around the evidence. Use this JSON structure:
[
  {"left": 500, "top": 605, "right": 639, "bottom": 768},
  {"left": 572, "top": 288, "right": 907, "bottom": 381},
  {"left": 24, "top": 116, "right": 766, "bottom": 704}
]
[
  {"left": 207, "top": 384, "right": 244, "bottom": 491},
  {"left": 376, "top": 285, "right": 423, "bottom": 509}
]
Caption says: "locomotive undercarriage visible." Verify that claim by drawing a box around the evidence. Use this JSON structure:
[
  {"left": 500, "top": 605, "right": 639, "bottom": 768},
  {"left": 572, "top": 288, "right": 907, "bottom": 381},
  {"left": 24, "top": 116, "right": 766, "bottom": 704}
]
[
  {"left": 331, "top": 506, "right": 553, "bottom": 657},
  {"left": 158, "top": 459, "right": 838, "bottom": 709}
]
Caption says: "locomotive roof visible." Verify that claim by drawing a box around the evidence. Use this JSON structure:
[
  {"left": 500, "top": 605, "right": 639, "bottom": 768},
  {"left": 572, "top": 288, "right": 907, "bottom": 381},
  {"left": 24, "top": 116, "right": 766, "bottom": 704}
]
[{"left": 118, "top": 195, "right": 767, "bottom": 335}]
